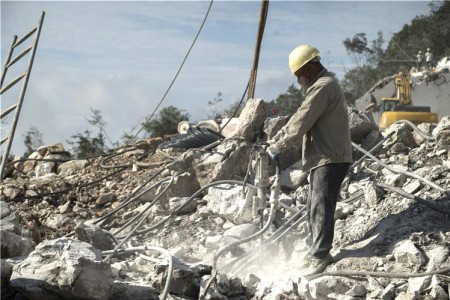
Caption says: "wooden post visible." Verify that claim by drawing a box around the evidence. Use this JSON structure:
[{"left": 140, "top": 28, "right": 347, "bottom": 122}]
[{"left": 248, "top": 0, "right": 269, "bottom": 100}]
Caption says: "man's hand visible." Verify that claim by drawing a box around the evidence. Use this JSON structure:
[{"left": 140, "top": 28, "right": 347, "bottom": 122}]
[{"left": 266, "top": 145, "right": 280, "bottom": 160}]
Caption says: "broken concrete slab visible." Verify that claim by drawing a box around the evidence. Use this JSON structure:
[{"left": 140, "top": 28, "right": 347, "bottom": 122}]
[
  {"left": 10, "top": 238, "right": 114, "bottom": 300},
  {"left": 229, "top": 98, "right": 269, "bottom": 142}
]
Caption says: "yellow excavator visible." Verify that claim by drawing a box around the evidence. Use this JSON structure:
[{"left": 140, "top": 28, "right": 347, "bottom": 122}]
[{"left": 379, "top": 72, "right": 438, "bottom": 129}]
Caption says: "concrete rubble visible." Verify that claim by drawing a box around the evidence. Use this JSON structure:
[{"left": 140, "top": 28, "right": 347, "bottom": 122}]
[{"left": 1, "top": 99, "right": 449, "bottom": 300}]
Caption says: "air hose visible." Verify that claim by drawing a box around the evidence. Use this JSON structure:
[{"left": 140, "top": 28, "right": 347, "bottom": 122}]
[
  {"left": 103, "top": 177, "right": 174, "bottom": 262},
  {"left": 93, "top": 160, "right": 175, "bottom": 226},
  {"left": 113, "top": 177, "right": 174, "bottom": 238},
  {"left": 212, "top": 204, "right": 277, "bottom": 271},
  {"left": 200, "top": 156, "right": 282, "bottom": 299},
  {"left": 392, "top": 119, "right": 435, "bottom": 140},
  {"left": 200, "top": 203, "right": 279, "bottom": 300},
  {"left": 229, "top": 207, "right": 307, "bottom": 275},
  {"left": 134, "top": 180, "right": 257, "bottom": 236}
]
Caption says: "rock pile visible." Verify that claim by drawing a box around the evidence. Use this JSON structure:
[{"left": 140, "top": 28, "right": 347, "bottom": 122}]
[{"left": 1, "top": 100, "right": 449, "bottom": 299}]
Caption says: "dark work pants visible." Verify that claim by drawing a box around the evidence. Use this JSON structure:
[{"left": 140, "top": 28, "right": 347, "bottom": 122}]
[{"left": 307, "top": 163, "right": 350, "bottom": 259}]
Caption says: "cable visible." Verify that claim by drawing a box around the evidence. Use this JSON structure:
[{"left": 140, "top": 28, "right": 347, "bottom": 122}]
[
  {"left": 128, "top": 0, "right": 214, "bottom": 144},
  {"left": 201, "top": 152, "right": 280, "bottom": 299},
  {"left": 349, "top": 131, "right": 394, "bottom": 173},
  {"left": 4, "top": 148, "right": 146, "bottom": 202},
  {"left": 212, "top": 205, "right": 277, "bottom": 271},
  {"left": 99, "top": 147, "right": 142, "bottom": 169},
  {"left": 218, "top": 80, "right": 250, "bottom": 135}
]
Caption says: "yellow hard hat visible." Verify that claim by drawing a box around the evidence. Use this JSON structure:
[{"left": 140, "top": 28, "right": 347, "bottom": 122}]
[{"left": 288, "top": 45, "right": 320, "bottom": 74}]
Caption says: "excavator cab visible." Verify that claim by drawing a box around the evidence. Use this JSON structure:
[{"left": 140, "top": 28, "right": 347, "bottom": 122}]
[
  {"left": 382, "top": 99, "right": 399, "bottom": 112},
  {"left": 379, "top": 72, "right": 438, "bottom": 129}
]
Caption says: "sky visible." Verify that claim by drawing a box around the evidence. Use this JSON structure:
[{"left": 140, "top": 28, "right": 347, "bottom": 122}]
[{"left": 1, "top": 0, "right": 434, "bottom": 156}]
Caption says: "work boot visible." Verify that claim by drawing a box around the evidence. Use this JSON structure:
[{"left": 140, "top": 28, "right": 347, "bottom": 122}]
[{"left": 300, "top": 254, "right": 333, "bottom": 276}]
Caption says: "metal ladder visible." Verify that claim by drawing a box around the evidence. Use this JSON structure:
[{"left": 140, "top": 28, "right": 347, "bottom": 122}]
[{"left": 0, "top": 11, "right": 45, "bottom": 179}]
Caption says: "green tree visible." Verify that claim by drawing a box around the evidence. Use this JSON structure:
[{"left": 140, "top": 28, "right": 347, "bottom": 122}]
[
  {"left": 67, "top": 130, "right": 106, "bottom": 159},
  {"left": 343, "top": 33, "right": 375, "bottom": 68},
  {"left": 66, "top": 108, "right": 108, "bottom": 158},
  {"left": 23, "top": 125, "right": 44, "bottom": 157},
  {"left": 208, "top": 92, "right": 223, "bottom": 119},
  {"left": 382, "top": 1, "right": 450, "bottom": 74},
  {"left": 341, "top": 32, "right": 386, "bottom": 104},
  {"left": 86, "top": 107, "right": 117, "bottom": 148},
  {"left": 143, "top": 106, "right": 190, "bottom": 137},
  {"left": 341, "top": 1, "right": 450, "bottom": 103},
  {"left": 268, "top": 84, "right": 304, "bottom": 116},
  {"left": 120, "top": 131, "right": 135, "bottom": 145}
]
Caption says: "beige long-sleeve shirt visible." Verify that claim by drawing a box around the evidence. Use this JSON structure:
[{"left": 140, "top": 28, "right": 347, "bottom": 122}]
[{"left": 272, "top": 68, "right": 353, "bottom": 171}]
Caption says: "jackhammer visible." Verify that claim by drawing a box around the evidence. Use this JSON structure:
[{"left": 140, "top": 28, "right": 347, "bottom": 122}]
[
  {"left": 250, "top": 144, "right": 280, "bottom": 263},
  {"left": 210, "top": 144, "right": 281, "bottom": 275}
]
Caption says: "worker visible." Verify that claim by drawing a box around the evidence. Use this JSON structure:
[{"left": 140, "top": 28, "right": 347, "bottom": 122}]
[
  {"left": 416, "top": 50, "right": 424, "bottom": 71},
  {"left": 425, "top": 48, "right": 433, "bottom": 70},
  {"left": 266, "top": 44, "right": 353, "bottom": 276}
]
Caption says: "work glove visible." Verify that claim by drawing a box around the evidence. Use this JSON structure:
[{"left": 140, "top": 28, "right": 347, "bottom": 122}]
[{"left": 266, "top": 144, "right": 280, "bottom": 160}]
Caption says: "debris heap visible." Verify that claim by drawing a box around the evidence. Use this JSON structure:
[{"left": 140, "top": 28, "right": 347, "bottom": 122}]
[{"left": 1, "top": 100, "right": 449, "bottom": 300}]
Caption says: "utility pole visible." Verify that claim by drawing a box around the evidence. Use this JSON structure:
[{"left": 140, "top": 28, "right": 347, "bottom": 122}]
[{"left": 247, "top": 0, "right": 269, "bottom": 100}]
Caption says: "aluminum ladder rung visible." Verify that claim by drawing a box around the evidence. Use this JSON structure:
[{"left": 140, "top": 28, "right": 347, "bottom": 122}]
[
  {"left": 1, "top": 136, "right": 9, "bottom": 145},
  {"left": 0, "top": 11, "right": 45, "bottom": 179},
  {"left": 13, "top": 27, "right": 37, "bottom": 48},
  {"left": 1, "top": 104, "right": 18, "bottom": 119},
  {"left": 6, "top": 46, "right": 33, "bottom": 68},
  {"left": 0, "top": 73, "right": 26, "bottom": 95}
]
